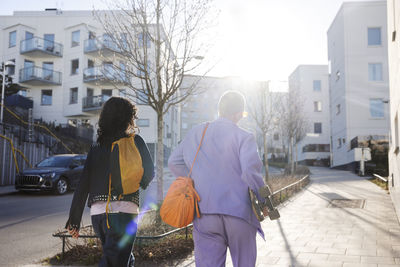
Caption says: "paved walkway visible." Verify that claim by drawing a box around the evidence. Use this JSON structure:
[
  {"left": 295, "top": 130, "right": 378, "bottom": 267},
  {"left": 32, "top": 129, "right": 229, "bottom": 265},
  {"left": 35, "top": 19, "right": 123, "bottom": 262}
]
[{"left": 176, "top": 167, "right": 400, "bottom": 267}]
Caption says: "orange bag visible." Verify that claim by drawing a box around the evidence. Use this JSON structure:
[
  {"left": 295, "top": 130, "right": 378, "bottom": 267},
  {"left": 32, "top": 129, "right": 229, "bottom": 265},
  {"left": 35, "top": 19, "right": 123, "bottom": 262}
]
[{"left": 160, "top": 123, "right": 209, "bottom": 228}]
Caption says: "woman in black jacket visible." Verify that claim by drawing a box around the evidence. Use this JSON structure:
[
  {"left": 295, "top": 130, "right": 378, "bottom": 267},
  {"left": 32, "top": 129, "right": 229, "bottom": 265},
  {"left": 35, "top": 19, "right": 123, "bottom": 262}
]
[{"left": 66, "top": 97, "right": 154, "bottom": 267}]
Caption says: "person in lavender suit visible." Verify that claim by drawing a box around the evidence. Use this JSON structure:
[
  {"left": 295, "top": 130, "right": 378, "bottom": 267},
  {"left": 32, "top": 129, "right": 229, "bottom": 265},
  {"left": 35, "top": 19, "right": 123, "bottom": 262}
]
[{"left": 168, "top": 91, "right": 267, "bottom": 267}]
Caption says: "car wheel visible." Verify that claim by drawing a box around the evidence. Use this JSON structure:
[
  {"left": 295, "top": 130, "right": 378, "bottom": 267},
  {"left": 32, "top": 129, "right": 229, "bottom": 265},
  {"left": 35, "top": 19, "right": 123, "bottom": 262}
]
[{"left": 55, "top": 178, "right": 68, "bottom": 195}]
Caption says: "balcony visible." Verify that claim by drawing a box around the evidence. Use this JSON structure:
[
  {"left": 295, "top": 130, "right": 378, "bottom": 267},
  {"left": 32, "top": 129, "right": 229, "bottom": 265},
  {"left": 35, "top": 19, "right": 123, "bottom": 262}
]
[
  {"left": 84, "top": 37, "right": 121, "bottom": 55},
  {"left": 19, "top": 66, "right": 62, "bottom": 85},
  {"left": 82, "top": 95, "right": 111, "bottom": 112},
  {"left": 83, "top": 66, "right": 128, "bottom": 85},
  {"left": 20, "top": 37, "right": 63, "bottom": 57}
]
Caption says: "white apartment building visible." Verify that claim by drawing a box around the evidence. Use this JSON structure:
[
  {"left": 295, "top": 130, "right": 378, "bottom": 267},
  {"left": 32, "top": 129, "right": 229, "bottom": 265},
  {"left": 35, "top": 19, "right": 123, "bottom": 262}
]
[
  {"left": 0, "top": 9, "right": 180, "bottom": 160},
  {"left": 289, "top": 65, "right": 330, "bottom": 166},
  {"left": 327, "top": 1, "right": 389, "bottom": 169},
  {"left": 387, "top": 0, "right": 400, "bottom": 220}
]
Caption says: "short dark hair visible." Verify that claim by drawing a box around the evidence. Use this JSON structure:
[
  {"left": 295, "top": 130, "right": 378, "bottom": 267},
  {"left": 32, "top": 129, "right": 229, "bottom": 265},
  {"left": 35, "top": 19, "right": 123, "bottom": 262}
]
[
  {"left": 97, "top": 97, "right": 138, "bottom": 146},
  {"left": 218, "top": 91, "right": 245, "bottom": 117}
]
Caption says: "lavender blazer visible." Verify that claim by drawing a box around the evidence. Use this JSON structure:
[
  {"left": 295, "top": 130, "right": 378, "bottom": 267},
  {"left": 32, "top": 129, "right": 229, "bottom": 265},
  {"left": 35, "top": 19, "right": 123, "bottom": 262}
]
[{"left": 168, "top": 117, "right": 265, "bottom": 238}]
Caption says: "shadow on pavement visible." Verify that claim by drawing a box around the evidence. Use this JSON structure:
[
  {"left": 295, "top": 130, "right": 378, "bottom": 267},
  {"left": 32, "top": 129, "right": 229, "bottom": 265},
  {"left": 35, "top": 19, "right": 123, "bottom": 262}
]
[{"left": 277, "top": 219, "right": 297, "bottom": 266}]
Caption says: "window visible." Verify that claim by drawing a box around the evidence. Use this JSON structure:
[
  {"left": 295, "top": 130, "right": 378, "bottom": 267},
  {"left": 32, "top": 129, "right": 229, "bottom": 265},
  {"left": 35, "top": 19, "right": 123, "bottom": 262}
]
[
  {"left": 44, "top": 34, "right": 55, "bottom": 51},
  {"left": 137, "top": 119, "right": 150, "bottom": 127},
  {"left": 8, "top": 59, "right": 15, "bottom": 75},
  {"left": 314, "top": 101, "right": 322, "bottom": 112},
  {"left": 273, "top": 133, "right": 279, "bottom": 141},
  {"left": 182, "top": 122, "right": 188, "bottom": 129},
  {"left": 336, "top": 104, "right": 341, "bottom": 115},
  {"left": 136, "top": 90, "right": 148, "bottom": 104},
  {"left": 313, "top": 80, "right": 321, "bottom": 91},
  {"left": 18, "top": 90, "right": 27, "bottom": 97},
  {"left": 101, "top": 89, "right": 112, "bottom": 101},
  {"left": 368, "top": 27, "right": 381, "bottom": 46},
  {"left": 138, "top": 32, "right": 151, "bottom": 48},
  {"left": 337, "top": 138, "right": 342, "bottom": 148},
  {"left": 137, "top": 62, "right": 151, "bottom": 77},
  {"left": 41, "top": 90, "right": 52, "bottom": 105},
  {"left": 368, "top": 63, "right": 383, "bottom": 81},
  {"left": 43, "top": 62, "right": 53, "bottom": 81},
  {"left": 71, "top": 59, "right": 79, "bottom": 75},
  {"left": 9, "top": 31, "right": 16, "bottom": 47},
  {"left": 302, "top": 144, "right": 330, "bottom": 152},
  {"left": 71, "top": 30, "right": 80, "bottom": 47},
  {"left": 70, "top": 87, "right": 78, "bottom": 104},
  {"left": 314, "top": 122, "right": 322, "bottom": 134},
  {"left": 88, "top": 59, "right": 94, "bottom": 68},
  {"left": 88, "top": 31, "right": 96, "bottom": 39},
  {"left": 370, "top": 99, "right": 384, "bottom": 118},
  {"left": 25, "top": 31, "right": 33, "bottom": 40}
]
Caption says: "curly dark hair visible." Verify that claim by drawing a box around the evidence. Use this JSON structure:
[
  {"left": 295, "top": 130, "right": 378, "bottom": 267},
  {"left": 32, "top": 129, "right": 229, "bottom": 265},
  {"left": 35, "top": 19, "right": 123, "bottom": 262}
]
[{"left": 97, "top": 97, "right": 138, "bottom": 146}]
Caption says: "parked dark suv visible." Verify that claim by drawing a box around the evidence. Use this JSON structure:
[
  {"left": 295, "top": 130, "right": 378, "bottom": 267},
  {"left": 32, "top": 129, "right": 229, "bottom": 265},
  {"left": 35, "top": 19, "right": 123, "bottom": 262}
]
[{"left": 15, "top": 154, "right": 86, "bottom": 195}]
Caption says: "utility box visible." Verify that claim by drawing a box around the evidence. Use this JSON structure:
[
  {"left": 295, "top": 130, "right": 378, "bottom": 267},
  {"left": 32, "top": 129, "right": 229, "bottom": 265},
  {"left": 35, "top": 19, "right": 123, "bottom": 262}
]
[{"left": 354, "top": 147, "right": 372, "bottom": 161}]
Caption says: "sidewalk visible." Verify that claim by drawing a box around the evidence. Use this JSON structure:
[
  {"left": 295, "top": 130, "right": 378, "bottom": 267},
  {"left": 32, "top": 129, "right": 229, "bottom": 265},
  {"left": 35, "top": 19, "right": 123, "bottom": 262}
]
[
  {"left": 178, "top": 167, "right": 400, "bottom": 267},
  {"left": 0, "top": 185, "right": 17, "bottom": 196}
]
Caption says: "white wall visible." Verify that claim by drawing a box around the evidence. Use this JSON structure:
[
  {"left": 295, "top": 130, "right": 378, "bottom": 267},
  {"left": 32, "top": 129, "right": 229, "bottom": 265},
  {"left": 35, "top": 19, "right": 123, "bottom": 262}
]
[
  {"left": 289, "top": 65, "right": 330, "bottom": 164},
  {"left": 328, "top": 1, "right": 389, "bottom": 168},
  {"left": 387, "top": 0, "right": 400, "bottom": 221}
]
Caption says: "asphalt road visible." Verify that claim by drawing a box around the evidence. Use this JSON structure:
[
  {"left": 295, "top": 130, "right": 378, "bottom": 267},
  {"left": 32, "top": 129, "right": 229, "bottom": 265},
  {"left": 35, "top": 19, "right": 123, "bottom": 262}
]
[{"left": 0, "top": 191, "right": 91, "bottom": 266}]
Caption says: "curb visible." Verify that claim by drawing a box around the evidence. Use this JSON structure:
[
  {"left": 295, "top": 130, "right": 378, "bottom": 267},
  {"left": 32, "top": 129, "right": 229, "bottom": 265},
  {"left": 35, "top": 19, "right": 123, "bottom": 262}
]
[{"left": 0, "top": 187, "right": 18, "bottom": 197}]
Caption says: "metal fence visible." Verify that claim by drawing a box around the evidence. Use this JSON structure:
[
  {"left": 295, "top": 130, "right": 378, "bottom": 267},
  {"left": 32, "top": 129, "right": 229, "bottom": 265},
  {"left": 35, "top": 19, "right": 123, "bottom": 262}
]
[{"left": 0, "top": 125, "right": 50, "bottom": 186}]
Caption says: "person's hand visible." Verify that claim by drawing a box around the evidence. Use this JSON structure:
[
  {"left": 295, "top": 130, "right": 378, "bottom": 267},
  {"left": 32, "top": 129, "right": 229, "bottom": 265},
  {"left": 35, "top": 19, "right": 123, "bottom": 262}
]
[
  {"left": 68, "top": 226, "right": 79, "bottom": 239},
  {"left": 262, "top": 207, "right": 269, "bottom": 217}
]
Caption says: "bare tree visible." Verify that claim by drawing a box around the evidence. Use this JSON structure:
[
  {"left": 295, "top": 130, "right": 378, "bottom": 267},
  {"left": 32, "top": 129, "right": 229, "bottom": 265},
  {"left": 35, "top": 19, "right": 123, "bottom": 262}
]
[
  {"left": 280, "top": 88, "right": 308, "bottom": 175},
  {"left": 93, "top": 0, "right": 216, "bottom": 203},
  {"left": 245, "top": 82, "right": 284, "bottom": 182}
]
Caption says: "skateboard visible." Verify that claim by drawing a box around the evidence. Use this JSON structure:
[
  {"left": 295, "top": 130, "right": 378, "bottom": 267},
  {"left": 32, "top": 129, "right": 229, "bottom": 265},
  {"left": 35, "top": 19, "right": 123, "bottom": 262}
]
[{"left": 248, "top": 185, "right": 280, "bottom": 222}]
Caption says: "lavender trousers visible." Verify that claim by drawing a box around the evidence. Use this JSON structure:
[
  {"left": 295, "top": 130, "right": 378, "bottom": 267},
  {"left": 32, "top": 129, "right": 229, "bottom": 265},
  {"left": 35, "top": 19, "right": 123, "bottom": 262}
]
[{"left": 193, "top": 214, "right": 257, "bottom": 267}]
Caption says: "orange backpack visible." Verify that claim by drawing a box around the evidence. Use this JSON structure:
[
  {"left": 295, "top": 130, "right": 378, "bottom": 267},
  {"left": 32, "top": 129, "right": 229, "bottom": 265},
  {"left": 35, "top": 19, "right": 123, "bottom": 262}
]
[{"left": 160, "top": 123, "right": 209, "bottom": 228}]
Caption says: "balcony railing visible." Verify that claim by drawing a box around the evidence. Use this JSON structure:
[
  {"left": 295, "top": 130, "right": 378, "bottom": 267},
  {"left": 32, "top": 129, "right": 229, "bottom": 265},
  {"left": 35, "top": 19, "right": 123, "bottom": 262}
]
[
  {"left": 84, "top": 37, "right": 121, "bottom": 54},
  {"left": 20, "top": 37, "right": 63, "bottom": 57},
  {"left": 83, "top": 66, "right": 128, "bottom": 84},
  {"left": 19, "top": 66, "right": 62, "bottom": 85},
  {"left": 82, "top": 95, "right": 111, "bottom": 111}
]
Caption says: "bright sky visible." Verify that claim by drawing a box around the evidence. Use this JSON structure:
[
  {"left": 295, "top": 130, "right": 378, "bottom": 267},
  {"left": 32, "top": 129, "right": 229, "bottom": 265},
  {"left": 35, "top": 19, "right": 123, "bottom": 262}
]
[{"left": 1, "top": 0, "right": 381, "bottom": 81}]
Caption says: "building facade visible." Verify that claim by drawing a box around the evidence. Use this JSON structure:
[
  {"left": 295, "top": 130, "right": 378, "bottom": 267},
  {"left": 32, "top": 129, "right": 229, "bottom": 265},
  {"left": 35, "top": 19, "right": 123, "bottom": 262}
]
[
  {"left": 327, "top": 1, "right": 389, "bottom": 169},
  {"left": 0, "top": 9, "right": 180, "bottom": 160},
  {"left": 289, "top": 65, "right": 330, "bottom": 166},
  {"left": 387, "top": 0, "right": 400, "bottom": 220}
]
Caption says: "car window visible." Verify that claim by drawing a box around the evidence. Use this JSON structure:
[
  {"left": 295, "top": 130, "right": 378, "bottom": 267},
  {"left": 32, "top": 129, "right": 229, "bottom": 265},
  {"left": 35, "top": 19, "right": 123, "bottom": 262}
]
[
  {"left": 71, "top": 158, "right": 81, "bottom": 166},
  {"left": 37, "top": 156, "right": 72, "bottom": 167},
  {"left": 77, "top": 156, "right": 86, "bottom": 166}
]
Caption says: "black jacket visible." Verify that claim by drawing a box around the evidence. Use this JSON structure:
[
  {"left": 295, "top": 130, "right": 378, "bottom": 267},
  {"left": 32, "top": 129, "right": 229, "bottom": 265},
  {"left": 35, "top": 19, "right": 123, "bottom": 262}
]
[{"left": 66, "top": 134, "right": 154, "bottom": 230}]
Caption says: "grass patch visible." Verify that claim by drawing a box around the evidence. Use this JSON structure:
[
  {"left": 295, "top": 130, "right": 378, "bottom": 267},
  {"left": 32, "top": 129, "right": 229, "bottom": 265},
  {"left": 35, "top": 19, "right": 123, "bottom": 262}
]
[
  {"left": 44, "top": 216, "right": 193, "bottom": 266},
  {"left": 268, "top": 161, "right": 286, "bottom": 169},
  {"left": 368, "top": 177, "right": 388, "bottom": 191}
]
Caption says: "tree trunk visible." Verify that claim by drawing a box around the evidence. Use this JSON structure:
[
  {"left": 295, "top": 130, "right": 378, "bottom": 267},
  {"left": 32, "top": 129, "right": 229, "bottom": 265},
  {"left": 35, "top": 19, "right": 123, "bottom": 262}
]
[
  {"left": 156, "top": 112, "right": 164, "bottom": 204},
  {"left": 290, "top": 136, "right": 294, "bottom": 175},
  {"left": 263, "top": 133, "right": 269, "bottom": 183}
]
